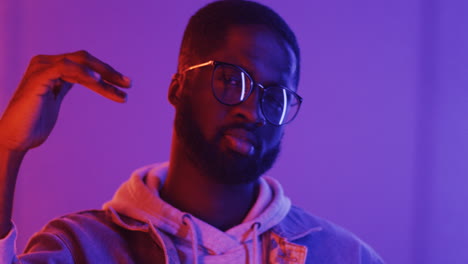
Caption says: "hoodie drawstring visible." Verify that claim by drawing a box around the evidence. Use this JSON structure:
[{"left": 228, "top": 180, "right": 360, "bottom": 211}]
[
  {"left": 147, "top": 221, "right": 171, "bottom": 264},
  {"left": 182, "top": 214, "right": 199, "bottom": 264},
  {"left": 251, "top": 222, "right": 261, "bottom": 264}
]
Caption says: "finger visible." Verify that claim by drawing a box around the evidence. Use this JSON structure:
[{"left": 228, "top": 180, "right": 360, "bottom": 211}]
[
  {"left": 63, "top": 50, "right": 132, "bottom": 89},
  {"left": 35, "top": 58, "right": 128, "bottom": 103},
  {"left": 26, "top": 51, "right": 132, "bottom": 89}
]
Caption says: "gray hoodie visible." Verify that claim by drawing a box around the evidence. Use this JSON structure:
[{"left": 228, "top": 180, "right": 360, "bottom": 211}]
[{"left": 104, "top": 162, "right": 294, "bottom": 263}]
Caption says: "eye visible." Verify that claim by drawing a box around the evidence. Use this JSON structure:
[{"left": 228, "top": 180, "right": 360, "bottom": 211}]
[
  {"left": 264, "top": 92, "right": 284, "bottom": 112},
  {"left": 222, "top": 72, "right": 242, "bottom": 88}
]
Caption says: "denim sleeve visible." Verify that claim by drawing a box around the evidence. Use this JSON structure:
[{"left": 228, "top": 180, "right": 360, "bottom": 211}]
[
  {"left": 0, "top": 222, "right": 18, "bottom": 264},
  {"left": 360, "top": 242, "right": 385, "bottom": 264}
]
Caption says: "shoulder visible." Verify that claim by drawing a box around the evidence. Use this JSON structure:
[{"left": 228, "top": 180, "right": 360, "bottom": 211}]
[
  {"left": 37, "top": 209, "right": 151, "bottom": 243},
  {"left": 25, "top": 210, "right": 121, "bottom": 253},
  {"left": 41, "top": 210, "right": 116, "bottom": 235},
  {"left": 273, "top": 205, "right": 384, "bottom": 264},
  {"left": 26, "top": 210, "right": 123, "bottom": 252},
  {"left": 23, "top": 210, "right": 164, "bottom": 263},
  {"left": 21, "top": 210, "right": 115, "bottom": 262}
]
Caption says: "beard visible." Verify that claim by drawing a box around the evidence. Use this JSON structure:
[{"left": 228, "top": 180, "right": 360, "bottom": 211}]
[{"left": 174, "top": 96, "right": 281, "bottom": 185}]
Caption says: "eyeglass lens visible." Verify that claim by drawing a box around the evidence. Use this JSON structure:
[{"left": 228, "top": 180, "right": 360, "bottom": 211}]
[{"left": 212, "top": 63, "right": 300, "bottom": 125}]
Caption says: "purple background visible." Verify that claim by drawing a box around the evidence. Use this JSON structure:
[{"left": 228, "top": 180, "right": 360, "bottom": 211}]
[{"left": 1, "top": 0, "right": 467, "bottom": 263}]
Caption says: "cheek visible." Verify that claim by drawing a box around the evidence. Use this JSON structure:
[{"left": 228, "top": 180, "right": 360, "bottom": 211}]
[
  {"left": 189, "top": 87, "right": 228, "bottom": 138},
  {"left": 260, "top": 126, "right": 284, "bottom": 147}
]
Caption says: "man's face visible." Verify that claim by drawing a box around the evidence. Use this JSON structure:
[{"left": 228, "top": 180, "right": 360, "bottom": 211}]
[{"left": 175, "top": 25, "right": 297, "bottom": 184}]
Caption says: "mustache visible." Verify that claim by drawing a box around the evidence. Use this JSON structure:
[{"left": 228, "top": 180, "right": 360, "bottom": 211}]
[
  {"left": 217, "top": 123, "right": 262, "bottom": 148},
  {"left": 218, "top": 122, "right": 260, "bottom": 132}
]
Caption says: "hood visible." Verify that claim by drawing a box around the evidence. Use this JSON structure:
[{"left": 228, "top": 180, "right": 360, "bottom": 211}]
[{"left": 103, "top": 162, "right": 291, "bottom": 263}]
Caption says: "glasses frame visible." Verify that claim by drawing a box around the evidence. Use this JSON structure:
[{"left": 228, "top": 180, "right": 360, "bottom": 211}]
[{"left": 182, "top": 60, "right": 303, "bottom": 126}]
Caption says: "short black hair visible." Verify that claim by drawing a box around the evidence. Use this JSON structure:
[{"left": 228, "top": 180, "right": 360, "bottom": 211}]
[{"left": 178, "top": 0, "right": 301, "bottom": 87}]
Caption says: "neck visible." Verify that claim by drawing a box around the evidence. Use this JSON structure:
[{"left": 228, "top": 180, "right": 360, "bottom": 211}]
[{"left": 161, "top": 135, "right": 259, "bottom": 231}]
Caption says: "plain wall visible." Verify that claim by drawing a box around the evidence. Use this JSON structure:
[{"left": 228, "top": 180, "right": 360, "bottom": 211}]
[
  {"left": 413, "top": 0, "right": 468, "bottom": 263},
  {"left": 1, "top": 0, "right": 465, "bottom": 263}
]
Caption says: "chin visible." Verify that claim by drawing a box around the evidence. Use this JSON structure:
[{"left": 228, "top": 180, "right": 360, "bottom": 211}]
[{"left": 203, "top": 142, "right": 281, "bottom": 185}]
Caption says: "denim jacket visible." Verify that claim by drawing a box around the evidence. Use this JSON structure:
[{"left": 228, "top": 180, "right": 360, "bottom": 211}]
[{"left": 6, "top": 205, "right": 383, "bottom": 264}]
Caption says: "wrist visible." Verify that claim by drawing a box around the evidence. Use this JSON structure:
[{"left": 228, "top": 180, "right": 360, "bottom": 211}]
[{"left": 0, "top": 147, "right": 27, "bottom": 161}]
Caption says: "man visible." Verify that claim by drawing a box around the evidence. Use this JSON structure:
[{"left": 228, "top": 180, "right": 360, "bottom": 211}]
[{"left": 0, "top": 1, "right": 384, "bottom": 263}]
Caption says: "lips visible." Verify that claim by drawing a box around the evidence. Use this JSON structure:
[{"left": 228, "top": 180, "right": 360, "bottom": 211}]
[{"left": 223, "top": 128, "right": 258, "bottom": 156}]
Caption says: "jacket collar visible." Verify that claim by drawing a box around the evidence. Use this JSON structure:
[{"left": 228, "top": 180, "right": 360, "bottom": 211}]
[{"left": 271, "top": 205, "right": 323, "bottom": 241}]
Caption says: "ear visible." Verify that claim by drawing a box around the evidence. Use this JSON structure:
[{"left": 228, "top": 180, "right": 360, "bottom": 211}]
[{"left": 168, "top": 73, "right": 183, "bottom": 106}]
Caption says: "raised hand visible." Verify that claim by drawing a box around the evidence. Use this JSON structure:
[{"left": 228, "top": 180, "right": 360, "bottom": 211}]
[{"left": 0, "top": 50, "right": 132, "bottom": 152}]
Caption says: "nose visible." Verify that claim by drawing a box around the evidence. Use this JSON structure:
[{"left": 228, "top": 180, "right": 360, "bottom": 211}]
[{"left": 233, "top": 84, "right": 266, "bottom": 126}]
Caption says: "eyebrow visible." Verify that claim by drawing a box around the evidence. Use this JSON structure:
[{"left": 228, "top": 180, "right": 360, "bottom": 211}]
[{"left": 231, "top": 60, "right": 296, "bottom": 88}]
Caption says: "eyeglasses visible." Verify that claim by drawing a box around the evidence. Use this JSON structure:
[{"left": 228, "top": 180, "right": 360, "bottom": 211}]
[{"left": 182, "top": 60, "right": 302, "bottom": 126}]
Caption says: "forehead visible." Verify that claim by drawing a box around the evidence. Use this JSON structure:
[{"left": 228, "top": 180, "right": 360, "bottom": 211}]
[{"left": 209, "top": 25, "right": 297, "bottom": 87}]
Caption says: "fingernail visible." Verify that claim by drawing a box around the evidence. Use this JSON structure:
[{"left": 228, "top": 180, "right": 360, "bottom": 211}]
[{"left": 121, "top": 75, "right": 132, "bottom": 85}]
